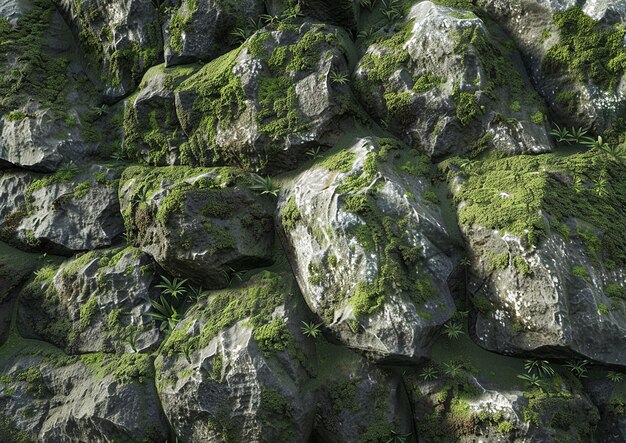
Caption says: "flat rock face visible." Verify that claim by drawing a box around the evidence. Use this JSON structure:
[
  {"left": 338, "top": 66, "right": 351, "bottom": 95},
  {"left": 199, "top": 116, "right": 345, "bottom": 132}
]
[
  {"left": 278, "top": 137, "right": 460, "bottom": 362},
  {"left": 119, "top": 166, "right": 275, "bottom": 288},
  {"left": 354, "top": 1, "right": 552, "bottom": 159},
  {"left": 17, "top": 247, "right": 161, "bottom": 354},
  {"left": 0, "top": 166, "right": 124, "bottom": 254},
  {"left": 155, "top": 271, "right": 316, "bottom": 442},
  {"left": 0, "top": 352, "right": 168, "bottom": 442},
  {"left": 163, "top": 0, "right": 265, "bottom": 66}
]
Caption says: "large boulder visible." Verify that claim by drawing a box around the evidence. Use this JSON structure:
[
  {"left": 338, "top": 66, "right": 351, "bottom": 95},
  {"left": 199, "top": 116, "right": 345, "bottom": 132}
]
[
  {"left": 170, "top": 22, "right": 353, "bottom": 173},
  {"left": 155, "top": 271, "right": 316, "bottom": 442},
  {"left": 476, "top": 0, "right": 626, "bottom": 135},
  {"left": 0, "top": 165, "right": 124, "bottom": 254},
  {"left": 17, "top": 247, "right": 161, "bottom": 354},
  {"left": 0, "top": 1, "right": 97, "bottom": 170},
  {"left": 119, "top": 166, "right": 275, "bottom": 288},
  {"left": 0, "top": 350, "right": 168, "bottom": 441},
  {"left": 59, "top": 0, "right": 162, "bottom": 100},
  {"left": 164, "top": 0, "right": 265, "bottom": 66},
  {"left": 354, "top": 1, "right": 551, "bottom": 159},
  {"left": 124, "top": 64, "right": 199, "bottom": 165},
  {"left": 446, "top": 150, "right": 626, "bottom": 366},
  {"left": 277, "top": 137, "right": 460, "bottom": 363}
]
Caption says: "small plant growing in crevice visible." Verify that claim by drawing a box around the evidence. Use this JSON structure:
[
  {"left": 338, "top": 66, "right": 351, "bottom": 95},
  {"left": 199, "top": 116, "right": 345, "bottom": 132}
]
[
  {"left": 300, "top": 321, "right": 322, "bottom": 338},
  {"left": 607, "top": 371, "right": 624, "bottom": 382},
  {"left": 330, "top": 71, "right": 349, "bottom": 85},
  {"left": 147, "top": 295, "right": 180, "bottom": 332},
  {"left": 524, "top": 359, "right": 555, "bottom": 378},
  {"left": 420, "top": 365, "right": 438, "bottom": 381},
  {"left": 156, "top": 276, "right": 188, "bottom": 299},
  {"left": 517, "top": 372, "right": 542, "bottom": 389},
  {"left": 249, "top": 174, "right": 280, "bottom": 197},
  {"left": 443, "top": 320, "right": 464, "bottom": 339},
  {"left": 565, "top": 359, "right": 589, "bottom": 378}
]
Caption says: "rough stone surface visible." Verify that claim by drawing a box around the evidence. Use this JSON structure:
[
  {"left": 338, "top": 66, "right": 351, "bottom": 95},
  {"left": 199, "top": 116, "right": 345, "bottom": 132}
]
[
  {"left": 0, "top": 352, "right": 168, "bottom": 442},
  {"left": 476, "top": 0, "right": 626, "bottom": 132},
  {"left": 155, "top": 271, "right": 316, "bottom": 442},
  {"left": 465, "top": 225, "right": 626, "bottom": 367},
  {"left": 354, "top": 1, "right": 552, "bottom": 159},
  {"left": 17, "top": 246, "right": 161, "bottom": 354},
  {"left": 0, "top": 165, "right": 124, "bottom": 254},
  {"left": 163, "top": 0, "right": 265, "bottom": 67},
  {"left": 278, "top": 137, "right": 459, "bottom": 362},
  {"left": 119, "top": 166, "right": 275, "bottom": 288}
]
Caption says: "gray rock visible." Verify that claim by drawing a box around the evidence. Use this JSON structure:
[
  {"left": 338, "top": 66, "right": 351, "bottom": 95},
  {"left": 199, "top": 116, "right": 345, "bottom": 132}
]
[
  {"left": 277, "top": 137, "right": 459, "bottom": 363},
  {"left": 0, "top": 104, "right": 96, "bottom": 173},
  {"left": 124, "top": 64, "right": 198, "bottom": 165},
  {"left": 17, "top": 246, "right": 161, "bottom": 354},
  {"left": 467, "top": 226, "right": 626, "bottom": 367},
  {"left": 155, "top": 271, "right": 316, "bottom": 442},
  {"left": 0, "top": 165, "right": 124, "bottom": 254},
  {"left": 59, "top": 0, "right": 163, "bottom": 100},
  {"left": 312, "top": 342, "right": 413, "bottom": 442},
  {"left": 354, "top": 1, "right": 551, "bottom": 159},
  {"left": 173, "top": 22, "right": 352, "bottom": 173},
  {"left": 476, "top": 0, "right": 626, "bottom": 132},
  {"left": 119, "top": 166, "right": 275, "bottom": 288},
  {"left": 584, "top": 378, "right": 626, "bottom": 442},
  {"left": 407, "top": 368, "right": 599, "bottom": 442},
  {"left": 163, "top": 0, "right": 265, "bottom": 66},
  {"left": 0, "top": 241, "right": 41, "bottom": 345},
  {"left": 0, "top": 352, "right": 168, "bottom": 442}
]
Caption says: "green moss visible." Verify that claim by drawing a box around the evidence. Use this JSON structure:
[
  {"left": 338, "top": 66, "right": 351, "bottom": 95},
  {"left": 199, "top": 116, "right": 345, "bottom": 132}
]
[
  {"left": 79, "top": 296, "right": 98, "bottom": 329},
  {"left": 252, "top": 318, "right": 291, "bottom": 354},
  {"left": 81, "top": 352, "right": 152, "bottom": 385},
  {"left": 455, "top": 90, "right": 482, "bottom": 126},
  {"left": 168, "top": 0, "right": 198, "bottom": 53},
  {"left": 544, "top": 7, "right": 626, "bottom": 89},
  {"left": 281, "top": 198, "right": 302, "bottom": 231},
  {"left": 605, "top": 283, "right": 626, "bottom": 301},
  {"left": 259, "top": 387, "right": 294, "bottom": 440},
  {"left": 161, "top": 271, "right": 292, "bottom": 356},
  {"left": 176, "top": 48, "right": 245, "bottom": 165},
  {"left": 0, "top": 415, "right": 35, "bottom": 443},
  {"left": 318, "top": 150, "right": 356, "bottom": 172},
  {"left": 0, "top": 1, "right": 70, "bottom": 116},
  {"left": 413, "top": 74, "right": 443, "bottom": 93},
  {"left": 531, "top": 111, "right": 544, "bottom": 125},
  {"left": 449, "top": 151, "right": 626, "bottom": 266},
  {"left": 513, "top": 256, "right": 532, "bottom": 277},
  {"left": 572, "top": 265, "right": 590, "bottom": 281}
]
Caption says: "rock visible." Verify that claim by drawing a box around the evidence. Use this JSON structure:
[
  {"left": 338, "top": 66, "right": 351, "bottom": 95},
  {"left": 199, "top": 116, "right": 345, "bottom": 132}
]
[
  {"left": 0, "top": 242, "right": 41, "bottom": 345},
  {"left": 163, "top": 0, "right": 265, "bottom": 67},
  {"left": 119, "top": 166, "right": 275, "bottom": 288},
  {"left": 17, "top": 246, "right": 161, "bottom": 354},
  {"left": 0, "top": 165, "right": 124, "bottom": 254},
  {"left": 312, "top": 342, "right": 413, "bottom": 442},
  {"left": 476, "top": 0, "right": 626, "bottom": 133},
  {"left": 155, "top": 270, "right": 316, "bottom": 442},
  {"left": 0, "top": 104, "right": 95, "bottom": 172},
  {"left": 446, "top": 150, "right": 626, "bottom": 366},
  {"left": 0, "top": 351, "right": 168, "bottom": 441},
  {"left": 406, "top": 366, "right": 599, "bottom": 442},
  {"left": 124, "top": 64, "right": 199, "bottom": 165},
  {"left": 354, "top": 1, "right": 551, "bottom": 159},
  {"left": 277, "top": 137, "right": 459, "bottom": 363},
  {"left": 0, "top": 2, "right": 98, "bottom": 171},
  {"left": 59, "top": 0, "right": 163, "bottom": 100},
  {"left": 171, "top": 22, "right": 352, "bottom": 173},
  {"left": 584, "top": 378, "right": 626, "bottom": 442}
]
